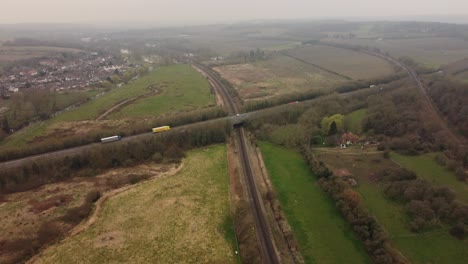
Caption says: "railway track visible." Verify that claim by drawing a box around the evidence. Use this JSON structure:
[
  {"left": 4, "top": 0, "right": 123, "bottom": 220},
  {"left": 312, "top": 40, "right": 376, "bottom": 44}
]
[
  {"left": 348, "top": 47, "right": 467, "bottom": 147},
  {"left": 194, "top": 63, "right": 279, "bottom": 264}
]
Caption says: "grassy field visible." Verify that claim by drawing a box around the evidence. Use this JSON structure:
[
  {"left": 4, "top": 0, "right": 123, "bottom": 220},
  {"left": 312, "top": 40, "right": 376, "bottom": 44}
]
[
  {"left": 327, "top": 37, "right": 468, "bottom": 69},
  {"left": 1, "top": 65, "right": 213, "bottom": 147},
  {"left": 109, "top": 64, "right": 214, "bottom": 118},
  {"left": 344, "top": 108, "right": 367, "bottom": 134},
  {"left": 53, "top": 89, "right": 102, "bottom": 111},
  {"left": 316, "top": 150, "right": 468, "bottom": 264},
  {"left": 214, "top": 55, "right": 344, "bottom": 99},
  {"left": 391, "top": 153, "right": 468, "bottom": 203},
  {"left": 287, "top": 45, "right": 395, "bottom": 80},
  {"left": 54, "top": 64, "right": 212, "bottom": 122},
  {"left": 36, "top": 145, "right": 237, "bottom": 264},
  {"left": 259, "top": 142, "right": 371, "bottom": 264}
]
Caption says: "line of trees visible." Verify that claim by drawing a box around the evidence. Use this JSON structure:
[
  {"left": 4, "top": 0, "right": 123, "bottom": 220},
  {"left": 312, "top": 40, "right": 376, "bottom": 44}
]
[
  {"left": 334, "top": 72, "right": 406, "bottom": 94},
  {"left": 425, "top": 76, "right": 468, "bottom": 138},
  {"left": 242, "top": 71, "right": 404, "bottom": 113},
  {"left": 243, "top": 89, "right": 326, "bottom": 112},
  {"left": 0, "top": 120, "right": 230, "bottom": 194},
  {"left": 303, "top": 148, "right": 408, "bottom": 264},
  {"left": 0, "top": 106, "right": 227, "bottom": 162}
]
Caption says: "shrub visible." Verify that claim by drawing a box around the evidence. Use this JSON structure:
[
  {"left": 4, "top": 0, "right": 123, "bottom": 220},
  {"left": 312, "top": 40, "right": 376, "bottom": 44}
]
[
  {"left": 36, "top": 221, "right": 62, "bottom": 245},
  {"left": 455, "top": 167, "right": 467, "bottom": 181},
  {"left": 450, "top": 224, "right": 467, "bottom": 240},
  {"left": 151, "top": 152, "right": 163, "bottom": 163}
]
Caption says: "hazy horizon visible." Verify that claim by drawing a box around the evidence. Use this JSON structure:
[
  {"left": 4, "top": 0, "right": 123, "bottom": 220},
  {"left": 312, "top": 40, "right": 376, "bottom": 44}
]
[{"left": 1, "top": 0, "right": 468, "bottom": 26}]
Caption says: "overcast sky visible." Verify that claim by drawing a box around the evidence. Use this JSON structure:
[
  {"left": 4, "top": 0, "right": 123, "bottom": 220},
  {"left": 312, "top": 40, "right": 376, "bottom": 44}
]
[{"left": 1, "top": 0, "right": 468, "bottom": 25}]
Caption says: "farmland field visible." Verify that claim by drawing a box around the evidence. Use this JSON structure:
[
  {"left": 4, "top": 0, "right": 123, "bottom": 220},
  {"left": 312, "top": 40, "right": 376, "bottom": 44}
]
[
  {"left": 391, "top": 153, "right": 468, "bottom": 203},
  {"left": 214, "top": 55, "right": 344, "bottom": 99},
  {"left": 259, "top": 142, "right": 371, "bottom": 264},
  {"left": 316, "top": 150, "right": 468, "bottom": 264},
  {"left": 35, "top": 145, "right": 237, "bottom": 264},
  {"left": 326, "top": 37, "right": 468, "bottom": 69},
  {"left": 287, "top": 45, "right": 396, "bottom": 80}
]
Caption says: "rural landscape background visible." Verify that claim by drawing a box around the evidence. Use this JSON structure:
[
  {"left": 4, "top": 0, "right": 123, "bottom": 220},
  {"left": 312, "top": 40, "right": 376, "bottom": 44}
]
[{"left": 0, "top": 1, "right": 467, "bottom": 264}]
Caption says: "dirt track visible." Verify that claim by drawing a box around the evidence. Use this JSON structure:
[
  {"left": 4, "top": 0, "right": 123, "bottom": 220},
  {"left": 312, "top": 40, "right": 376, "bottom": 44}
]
[{"left": 96, "top": 89, "right": 160, "bottom": 120}]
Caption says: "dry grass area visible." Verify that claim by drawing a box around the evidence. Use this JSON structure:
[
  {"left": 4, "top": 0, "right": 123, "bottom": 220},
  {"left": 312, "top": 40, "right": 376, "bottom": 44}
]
[
  {"left": 214, "top": 55, "right": 342, "bottom": 100},
  {"left": 34, "top": 145, "right": 236, "bottom": 264},
  {"left": 0, "top": 162, "right": 174, "bottom": 264},
  {"left": 287, "top": 45, "right": 395, "bottom": 80}
]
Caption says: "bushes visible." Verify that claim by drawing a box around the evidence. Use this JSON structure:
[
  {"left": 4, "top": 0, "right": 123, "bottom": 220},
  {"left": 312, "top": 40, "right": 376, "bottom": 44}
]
[
  {"left": 303, "top": 148, "right": 405, "bottom": 263},
  {"left": 426, "top": 76, "right": 468, "bottom": 136},
  {"left": 62, "top": 191, "right": 101, "bottom": 224},
  {"left": 379, "top": 168, "right": 468, "bottom": 236},
  {"left": 36, "top": 221, "right": 63, "bottom": 245}
]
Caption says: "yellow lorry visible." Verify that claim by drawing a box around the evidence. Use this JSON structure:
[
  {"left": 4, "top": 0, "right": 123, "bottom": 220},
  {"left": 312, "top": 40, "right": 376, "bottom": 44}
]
[{"left": 152, "top": 126, "right": 171, "bottom": 133}]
